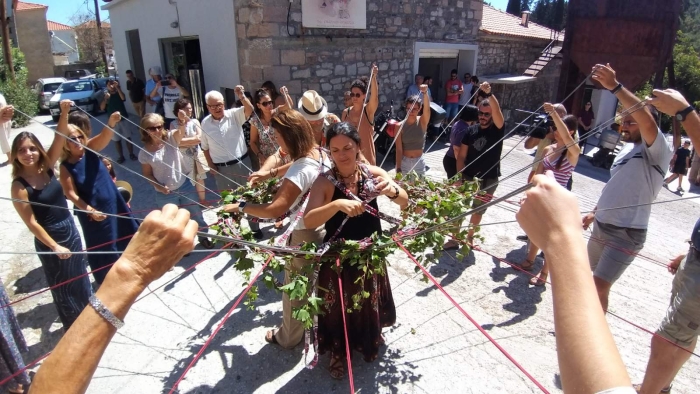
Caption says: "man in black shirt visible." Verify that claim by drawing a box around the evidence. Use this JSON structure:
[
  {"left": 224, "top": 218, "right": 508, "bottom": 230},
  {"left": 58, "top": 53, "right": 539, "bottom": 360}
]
[
  {"left": 126, "top": 70, "right": 146, "bottom": 118},
  {"left": 456, "top": 81, "right": 505, "bottom": 243}
]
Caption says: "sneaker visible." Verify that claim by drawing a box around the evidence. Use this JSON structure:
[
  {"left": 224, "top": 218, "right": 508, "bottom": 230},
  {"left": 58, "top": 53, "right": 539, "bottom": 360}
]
[
  {"left": 516, "top": 234, "right": 529, "bottom": 242},
  {"left": 253, "top": 230, "right": 264, "bottom": 240}
]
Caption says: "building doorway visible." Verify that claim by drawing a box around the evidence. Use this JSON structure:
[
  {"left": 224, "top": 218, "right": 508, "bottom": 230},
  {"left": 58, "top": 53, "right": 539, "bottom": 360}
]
[
  {"left": 160, "top": 37, "right": 206, "bottom": 118},
  {"left": 413, "top": 42, "right": 478, "bottom": 106},
  {"left": 125, "top": 29, "right": 145, "bottom": 82}
]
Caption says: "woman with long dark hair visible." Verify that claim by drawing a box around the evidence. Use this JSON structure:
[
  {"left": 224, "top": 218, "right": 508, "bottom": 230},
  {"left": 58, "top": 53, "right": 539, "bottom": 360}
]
[
  {"left": 261, "top": 80, "right": 288, "bottom": 108},
  {"left": 519, "top": 103, "right": 581, "bottom": 286},
  {"left": 304, "top": 122, "right": 408, "bottom": 379},
  {"left": 222, "top": 108, "right": 331, "bottom": 348},
  {"left": 578, "top": 101, "right": 595, "bottom": 154},
  {"left": 341, "top": 64, "right": 379, "bottom": 165},
  {"left": 11, "top": 121, "right": 92, "bottom": 330},
  {"left": 249, "top": 88, "right": 281, "bottom": 168},
  {"left": 138, "top": 113, "right": 214, "bottom": 248},
  {"left": 170, "top": 98, "right": 210, "bottom": 205},
  {"left": 58, "top": 101, "right": 139, "bottom": 285}
]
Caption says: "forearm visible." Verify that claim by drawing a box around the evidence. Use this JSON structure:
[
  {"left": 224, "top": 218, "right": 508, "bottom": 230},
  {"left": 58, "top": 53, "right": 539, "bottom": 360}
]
[
  {"left": 116, "top": 89, "right": 125, "bottom": 101},
  {"left": 179, "top": 136, "right": 200, "bottom": 147},
  {"left": 489, "top": 95, "right": 504, "bottom": 127},
  {"left": 203, "top": 150, "right": 215, "bottom": 168},
  {"left": 143, "top": 174, "right": 163, "bottom": 189},
  {"left": 29, "top": 262, "right": 144, "bottom": 394},
  {"left": 304, "top": 201, "right": 340, "bottom": 229},
  {"left": 524, "top": 137, "right": 539, "bottom": 150},
  {"left": 682, "top": 112, "right": 700, "bottom": 147},
  {"left": 616, "top": 87, "right": 656, "bottom": 139},
  {"left": 542, "top": 232, "right": 631, "bottom": 392},
  {"left": 27, "top": 220, "right": 60, "bottom": 250},
  {"left": 58, "top": 110, "right": 71, "bottom": 135}
]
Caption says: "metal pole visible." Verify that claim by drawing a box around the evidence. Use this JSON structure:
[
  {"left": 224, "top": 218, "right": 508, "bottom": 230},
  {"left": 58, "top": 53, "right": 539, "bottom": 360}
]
[{"left": 0, "top": 0, "right": 14, "bottom": 81}]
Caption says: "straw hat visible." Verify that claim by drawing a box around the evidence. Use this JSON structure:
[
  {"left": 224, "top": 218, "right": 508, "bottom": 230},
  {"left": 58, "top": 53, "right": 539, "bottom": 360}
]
[
  {"left": 297, "top": 90, "right": 328, "bottom": 121},
  {"left": 115, "top": 180, "right": 133, "bottom": 204}
]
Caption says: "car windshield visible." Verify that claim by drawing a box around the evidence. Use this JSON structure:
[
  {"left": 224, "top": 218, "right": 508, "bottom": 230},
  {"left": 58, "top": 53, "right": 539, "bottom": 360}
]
[
  {"left": 56, "top": 81, "right": 93, "bottom": 93},
  {"left": 43, "top": 83, "right": 62, "bottom": 92}
]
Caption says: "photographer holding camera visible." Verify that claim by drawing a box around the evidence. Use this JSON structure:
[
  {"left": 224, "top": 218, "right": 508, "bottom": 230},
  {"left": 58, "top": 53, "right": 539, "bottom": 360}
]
[
  {"left": 101, "top": 79, "right": 136, "bottom": 163},
  {"left": 149, "top": 73, "right": 190, "bottom": 129}
]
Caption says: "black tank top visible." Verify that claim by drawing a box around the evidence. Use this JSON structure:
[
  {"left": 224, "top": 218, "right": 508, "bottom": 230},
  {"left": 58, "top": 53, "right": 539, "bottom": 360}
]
[
  {"left": 15, "top": 170, "right": 71, "bottom": 226},
  {"left": 323, "top": 173, "right": 382, "bottom": 242}
]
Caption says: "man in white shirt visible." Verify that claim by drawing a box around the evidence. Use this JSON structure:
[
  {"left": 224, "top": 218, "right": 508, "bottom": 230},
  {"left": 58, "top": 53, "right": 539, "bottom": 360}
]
[
  {"left": 200, "top": 88, "right": 261, "bottom": 237},
  {"left": 459, "top": 72, "right": 473, "bottom": 109}
]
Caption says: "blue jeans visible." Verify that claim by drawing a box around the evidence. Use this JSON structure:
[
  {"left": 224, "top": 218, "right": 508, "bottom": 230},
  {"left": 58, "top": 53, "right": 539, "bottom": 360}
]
[
  {"left": 445, "top": 103, "right": 460, "bottom": 120},
  {"left": 155, "top": 180, "right": 208, "bottom": 230}
]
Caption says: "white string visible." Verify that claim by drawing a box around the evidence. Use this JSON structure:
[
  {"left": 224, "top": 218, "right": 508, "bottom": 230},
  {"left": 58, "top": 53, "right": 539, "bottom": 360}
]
[
  {"left": 355, "top": 66, "right": 375, "bottom": 132},
  {"left": 406, "top": 88, "right": 481, "bottom": 173}
]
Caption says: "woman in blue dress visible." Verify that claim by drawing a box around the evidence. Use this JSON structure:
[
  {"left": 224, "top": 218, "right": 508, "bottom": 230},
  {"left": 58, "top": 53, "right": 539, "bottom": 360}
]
[{"left": 57, "top": 100, "right": 139, "bottom": 284}]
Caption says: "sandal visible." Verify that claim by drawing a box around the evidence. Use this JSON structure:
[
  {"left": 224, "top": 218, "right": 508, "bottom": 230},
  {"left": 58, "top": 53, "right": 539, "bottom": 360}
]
[
  {"left": 517, "top": 259, "right": 535, "bottom": 272},
  {"left": 329, "top": 355, "right": 344, "bottom": 380},
  {"left": 264, "top": 330, "right": 278, "bottom": 344},
  {"left": 529, "top": 272, "right": 548, "bottom": 287},
  {"left": 632, "top": 383, "right": 672, "bottom": 393}
]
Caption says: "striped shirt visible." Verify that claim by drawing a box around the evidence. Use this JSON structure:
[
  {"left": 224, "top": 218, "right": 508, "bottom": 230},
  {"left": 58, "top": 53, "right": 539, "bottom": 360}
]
[{"left": 542, "top": 152, "right": 575, "bottom": 187}]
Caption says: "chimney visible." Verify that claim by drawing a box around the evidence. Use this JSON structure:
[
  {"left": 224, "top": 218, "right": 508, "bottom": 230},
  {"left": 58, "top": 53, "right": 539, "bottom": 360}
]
[{"left": 521, "top": 10, "right": 531, "bottom": 27}]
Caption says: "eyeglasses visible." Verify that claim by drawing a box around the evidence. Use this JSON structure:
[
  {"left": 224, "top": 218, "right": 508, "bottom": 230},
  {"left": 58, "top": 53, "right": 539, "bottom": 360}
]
[
  {"left": 260, "top": 100, "right": 273, "bottom": 107},
  {"left": 69, "top": 135, "right": 85, "bottom": 143},
  {"left": 349, "top": 93, "right": 363, "bottom": 98},
  {"left": 478, "top": 111, "right": 492, "bottom": 118},
  {"left": 146, "top": 125, "right": 164, "bottom": 132},
  {"left": 207, "top": 103, "right": 224, "bottom": 110},
  {"left": 622, "top": 121, "right": 638, "bottom": 127}
]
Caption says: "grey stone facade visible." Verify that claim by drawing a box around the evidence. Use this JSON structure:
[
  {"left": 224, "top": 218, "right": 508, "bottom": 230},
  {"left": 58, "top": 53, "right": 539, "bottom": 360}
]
[{"left": 235, "top": 0, "right": 483, "bottom": 113}]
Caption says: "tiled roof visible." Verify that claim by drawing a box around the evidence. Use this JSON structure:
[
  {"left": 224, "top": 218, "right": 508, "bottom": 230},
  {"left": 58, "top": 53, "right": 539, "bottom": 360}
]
[
  {"left": 16, "top": 1, "right": 47, "bottom": 11},
  {"left": 76, "top": 20, "right": 111, "bottom": 29},
  {"left": 47, "top": 20, "right": 72, "bottom": 31},
  {"left": 480, "top": 4, "right": 564, "bottom": 41}
]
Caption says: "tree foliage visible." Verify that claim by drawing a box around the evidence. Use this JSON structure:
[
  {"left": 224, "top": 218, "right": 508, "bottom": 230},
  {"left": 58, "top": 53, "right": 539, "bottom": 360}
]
[
  {"left": 0, "top": 47, "right": 37, "bottom": 126},
  {"left": 71, "top": 11, "right": 110, "bottom": 64},
  {"left": 506, "top": 0, "right": 533, "bottom": 16},
  {"left": 531, "top": 0, "right": 568, "bottom": 30}
]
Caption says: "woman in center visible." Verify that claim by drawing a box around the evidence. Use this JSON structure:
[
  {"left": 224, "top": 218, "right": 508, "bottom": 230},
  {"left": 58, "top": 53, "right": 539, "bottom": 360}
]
[
  {"left": 304, "top": 122, "right": 408, "bottom": 379},
  {"left": 395, "top": 85, "right": 431, "bottom": 177}
]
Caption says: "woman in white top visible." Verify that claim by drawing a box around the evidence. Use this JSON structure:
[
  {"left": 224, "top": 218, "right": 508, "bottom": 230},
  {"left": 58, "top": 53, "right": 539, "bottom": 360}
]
[
  {"left": 139, "top": 113, "right": 213, "bottom": 249},
  {"left": 169, "top": 98, "right": 210, "bottom": 205},
  {"left": 222, "top": 108, "right": 331, "bottom": 349}
]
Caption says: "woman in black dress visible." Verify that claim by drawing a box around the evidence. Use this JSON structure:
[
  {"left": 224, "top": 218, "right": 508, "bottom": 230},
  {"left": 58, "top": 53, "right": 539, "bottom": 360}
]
[{"left": 304, "top": 122, "right": 408, "bottom": 379}]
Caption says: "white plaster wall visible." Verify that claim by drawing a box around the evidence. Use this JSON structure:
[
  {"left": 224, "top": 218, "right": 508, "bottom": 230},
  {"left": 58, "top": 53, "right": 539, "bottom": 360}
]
[
  {"left": 50, "top": 30, "right": 80, "bottom": 64},
  {"left": 104, "top": 0, "right": 240, "bottom": 113}
]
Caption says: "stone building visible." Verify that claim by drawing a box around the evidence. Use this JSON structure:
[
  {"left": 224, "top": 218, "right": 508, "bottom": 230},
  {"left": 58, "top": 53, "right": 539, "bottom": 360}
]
[{"left": 14, "top": 1, "right": 54, "bottom": 83}]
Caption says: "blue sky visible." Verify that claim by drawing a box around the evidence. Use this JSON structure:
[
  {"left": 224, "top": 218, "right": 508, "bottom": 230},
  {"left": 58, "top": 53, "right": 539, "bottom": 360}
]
[
  {"left": 36, "top": 0, "right": 110, "bottom": 25},
  {"left": 40, "top": 0, "right": 506, "bottom": 26}
]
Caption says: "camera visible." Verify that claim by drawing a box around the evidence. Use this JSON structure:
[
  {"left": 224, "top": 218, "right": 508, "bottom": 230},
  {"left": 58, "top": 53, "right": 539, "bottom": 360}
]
[{"left": 528, "top": 113, "right": 554, "bottom": 140}]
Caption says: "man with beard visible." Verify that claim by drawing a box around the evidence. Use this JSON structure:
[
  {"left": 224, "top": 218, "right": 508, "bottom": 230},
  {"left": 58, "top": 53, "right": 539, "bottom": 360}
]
[
  {"left": 583, "top": 64, "right": 673, "bottom": 313},
  {"left": 456, "top": 81, "right": 504, "bottom": 244}
]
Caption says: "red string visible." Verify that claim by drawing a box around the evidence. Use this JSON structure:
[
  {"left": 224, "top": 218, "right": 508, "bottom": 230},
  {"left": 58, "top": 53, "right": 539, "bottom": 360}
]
[
  {"left": 167, "top": 253, "right": 274, "bottom": 394},
  {"left": 395, "top": 240, "right": 551, "bottom": 394},
  {"left": 335, "top": 257, "right": 355, "bottom": 394},
  {"left": 471, "top": 245, "right": 700, "bottom": 359}
]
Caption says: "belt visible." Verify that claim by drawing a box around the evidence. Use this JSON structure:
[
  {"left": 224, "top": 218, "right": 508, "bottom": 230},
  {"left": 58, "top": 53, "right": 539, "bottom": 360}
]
[{"left": 214, "top": 152, "right": 248, "bottom": 167}]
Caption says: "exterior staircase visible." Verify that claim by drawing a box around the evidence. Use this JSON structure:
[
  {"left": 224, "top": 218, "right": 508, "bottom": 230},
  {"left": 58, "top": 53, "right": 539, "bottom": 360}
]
[{"left": 523, "top": 31, "right": 564, "bottom": 77}]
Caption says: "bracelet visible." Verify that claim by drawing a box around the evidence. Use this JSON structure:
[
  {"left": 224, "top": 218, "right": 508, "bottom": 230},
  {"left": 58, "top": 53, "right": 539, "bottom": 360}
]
[
  {"left": 484, "top": 92, "right": 493, "bottom": 97},
  {"left": 610, "top": 83, "right": 623, "bottom": 95},
  {"left": 89, "top": 295, "right": 124, "bottom": 329},
  {"left": 388, "top": 185, "right": 400, "bottom": 200}
]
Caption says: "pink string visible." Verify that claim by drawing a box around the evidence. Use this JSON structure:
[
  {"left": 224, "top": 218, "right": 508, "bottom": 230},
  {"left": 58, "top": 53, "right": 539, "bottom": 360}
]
[{"left": 336, "top": 257, "right": 355, "bottom": 393}]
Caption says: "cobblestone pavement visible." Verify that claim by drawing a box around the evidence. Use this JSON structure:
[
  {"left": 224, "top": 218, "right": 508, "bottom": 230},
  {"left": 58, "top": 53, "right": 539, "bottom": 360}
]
[{"left": 1, "top": 114, "right": 698, "bottom": 393}]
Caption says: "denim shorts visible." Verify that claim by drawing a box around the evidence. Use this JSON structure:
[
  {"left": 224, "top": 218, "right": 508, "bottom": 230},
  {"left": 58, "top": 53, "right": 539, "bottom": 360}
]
[
  {"left": 657, "top": 246, "right": 700, "bottom": 347},
  {"left": 588, "top": 220, "right": 647, "bottom": 284}
]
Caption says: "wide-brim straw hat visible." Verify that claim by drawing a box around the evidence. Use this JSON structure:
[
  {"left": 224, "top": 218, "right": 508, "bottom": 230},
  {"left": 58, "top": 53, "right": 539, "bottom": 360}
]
[
  {"left": 115, "top": 180, "right": 133, "bottom": 204},
  {"left": 297, "top": 90, "right": 328, "bottom": 121}
]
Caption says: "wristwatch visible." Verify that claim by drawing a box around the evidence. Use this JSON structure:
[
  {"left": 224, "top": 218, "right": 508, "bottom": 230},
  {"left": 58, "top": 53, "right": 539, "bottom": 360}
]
[
  {"left": 676, "top": 106, "right": 695, "bottom": 122},
  {"left": 238, "top": 201, "right": 247, "bottom": 213}
]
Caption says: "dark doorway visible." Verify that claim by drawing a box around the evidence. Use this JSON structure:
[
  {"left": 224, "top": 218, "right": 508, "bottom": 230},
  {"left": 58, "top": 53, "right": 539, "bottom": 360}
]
[
  {"left": 125, "top": 30, "right": 145, "bottom": 81},
  {"left": 160, "top": 37, "right": 206, "bottom": 117},
  {"left": 418, "top": 57, "right": 458, "bottom": 106}
]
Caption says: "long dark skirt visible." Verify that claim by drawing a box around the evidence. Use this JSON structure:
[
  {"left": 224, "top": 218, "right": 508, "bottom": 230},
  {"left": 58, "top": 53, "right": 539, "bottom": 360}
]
[
  {"left": 0, "top": 281, "right": 30, "bottom": 391},
  {"left": 35, "top": 217, "right": 93, "bottom": 330},
  {"left": 316, "top": 260, "right": 396, "bottom": 362}
]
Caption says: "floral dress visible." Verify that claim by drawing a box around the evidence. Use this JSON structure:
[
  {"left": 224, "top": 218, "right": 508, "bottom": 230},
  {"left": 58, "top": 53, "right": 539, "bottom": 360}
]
[{"left": 250, "top": 115, "right": 279, "bottom": 163}]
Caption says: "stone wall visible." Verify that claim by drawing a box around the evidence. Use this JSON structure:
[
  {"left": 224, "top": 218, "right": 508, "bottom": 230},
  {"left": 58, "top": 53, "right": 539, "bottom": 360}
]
[
  {"left": 235, "top": 0, "right": 483, "bottom": 113},
  {"left": 15, "top": 9, "right": 54, "bottom": 83}
]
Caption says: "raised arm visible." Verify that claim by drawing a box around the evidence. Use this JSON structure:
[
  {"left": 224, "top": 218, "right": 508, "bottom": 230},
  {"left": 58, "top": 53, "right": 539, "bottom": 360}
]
[
  {"left": 366, "top": 64, "right": 379, "bottom": 119},
  {"left": 11, "top": 182, "right": 72, "bottom": 259},
  {"left": 517, "top": 174, "right": 632, "bottom": 393},
  {"left": 545, "top": 102, "right": 581, "bottom": 163},
  {"left": 87, "top": 112, "right": 120, "bottom": 152},
  {"left": 236, "top": 85, "right": 254, "bottom": 119},
  {"left": 482, "top": 82, "right": 504, "bottom": 129},
  {"left": 648, "top": 89, "right": 700, "bottom": 149},
  {"left": 593, "top": 63, "right": 657, "bottom": 146},
  {"left": 419, "top": 84, "right": 431, "bottom": 131},
  {"left": 29, "top": 205, "right": 198, "bottom": 394},
  {"left": 50, "top": 100, "right": 74, "bottom": 166}
]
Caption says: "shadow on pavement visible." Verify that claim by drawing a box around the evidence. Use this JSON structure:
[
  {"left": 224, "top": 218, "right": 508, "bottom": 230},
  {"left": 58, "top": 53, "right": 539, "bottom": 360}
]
[
  {"left": 415, "top": 250, "right": 476, "bottom": 297},
  {"left": 13, "top": 267, "right": 48, "bottom": 295}
]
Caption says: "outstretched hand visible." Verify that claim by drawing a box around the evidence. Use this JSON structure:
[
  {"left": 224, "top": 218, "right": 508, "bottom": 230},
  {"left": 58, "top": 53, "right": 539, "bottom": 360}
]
[
  {"left": 647, "top": 89, "right": 692, "bottom": 116},
  {"left": 591, "top": 63, "right": 619, "bottom": 91}
]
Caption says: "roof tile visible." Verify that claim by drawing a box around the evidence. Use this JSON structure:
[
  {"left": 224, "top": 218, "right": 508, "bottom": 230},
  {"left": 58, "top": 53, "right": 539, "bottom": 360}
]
[
  {"left": 480, "top": 4, "right": 564, "bottom": 41},
  {"left": 47, "top": 20, "right": 72, "bottom": 31},
  {"left": 16, "top": 1, "right": 47, "bottom": 11}
]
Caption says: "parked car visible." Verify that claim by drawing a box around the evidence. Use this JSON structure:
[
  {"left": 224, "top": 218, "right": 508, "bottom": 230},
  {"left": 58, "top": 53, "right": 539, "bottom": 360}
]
[
  {"left": 65, "top": 69, "right": 96, "bottom": 79},
  {"left": 48, "top": 79, "right": 105, "bottom": 121},
  {"left": 33, "top": 77, "right": 66, "bottom": 111}
]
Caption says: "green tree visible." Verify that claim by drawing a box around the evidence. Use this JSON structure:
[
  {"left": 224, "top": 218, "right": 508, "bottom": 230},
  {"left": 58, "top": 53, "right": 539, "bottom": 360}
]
[
  {"left": 506, "top": 0, "right": 521, "bottom": 15},
  {"left": 531, "top": 0, "right": 568, "bottom": 30},
  {"left": 0, "top": 47, "right": 37, "bottom": 126},
  {"left": 680, "top": 0, "right": 700, "bottom": 51}
]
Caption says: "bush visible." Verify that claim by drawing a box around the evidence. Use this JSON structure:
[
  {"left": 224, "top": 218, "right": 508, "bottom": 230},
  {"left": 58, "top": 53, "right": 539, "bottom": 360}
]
[{"left": 0, "top": 48, "right": 37, "bottom": 127}]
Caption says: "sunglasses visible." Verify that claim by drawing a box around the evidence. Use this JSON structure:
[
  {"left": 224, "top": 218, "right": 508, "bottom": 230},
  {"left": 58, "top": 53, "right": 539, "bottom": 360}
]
[
  {"left": 207, "top": 103, "right": 224, "bottom": 109},
  {"left": 622, "top": 121, "right": 638, "bottom": 127},
  {"left": 478, "top": 111, "right": 492, "bottom": 117},
  {"left": 349, "top": 93, "right": 363, "bottom": 98},
  {"left": 146, "top": 125, "right": 164, "bottom": 132},
  {"left": 69, "top": 135, "right": 85, "bottom": 143},
  {"left": 260, "top": 100, "right": 273, "bottom": 107}
]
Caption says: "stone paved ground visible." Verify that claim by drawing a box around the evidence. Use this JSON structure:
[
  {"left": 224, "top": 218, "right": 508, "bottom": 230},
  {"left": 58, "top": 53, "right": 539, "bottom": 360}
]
[{"left": 1, "top": 114, "right": 699, "bottom": 393}]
